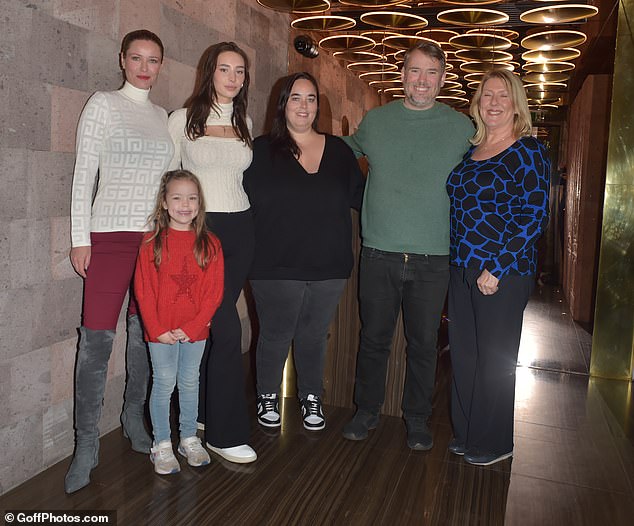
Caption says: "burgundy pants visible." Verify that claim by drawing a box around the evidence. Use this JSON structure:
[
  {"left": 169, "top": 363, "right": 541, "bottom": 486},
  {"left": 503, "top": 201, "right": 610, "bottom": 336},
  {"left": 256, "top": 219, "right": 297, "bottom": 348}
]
[{"left": 82, "top": 231, "right": 144, "bottom": 330}]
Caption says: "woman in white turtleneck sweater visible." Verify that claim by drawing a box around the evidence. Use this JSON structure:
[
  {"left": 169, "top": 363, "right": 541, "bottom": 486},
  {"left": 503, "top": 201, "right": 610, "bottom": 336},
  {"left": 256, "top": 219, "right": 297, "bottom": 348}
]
[
  {"left": 167, "top": 42, "right": 257, "bottom": 464},
  {"left": 66, "top": 30, "right": 174, "bottom": 494}
]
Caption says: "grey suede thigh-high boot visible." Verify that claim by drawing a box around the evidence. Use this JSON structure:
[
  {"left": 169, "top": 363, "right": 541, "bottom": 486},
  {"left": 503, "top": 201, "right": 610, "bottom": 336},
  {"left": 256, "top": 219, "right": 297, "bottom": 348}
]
[
  {"left": 64, "top": 327, "right": 114, "bottom": 494},
  {"left": 120, "top": 314, "right": 152, "bottom": 453}
]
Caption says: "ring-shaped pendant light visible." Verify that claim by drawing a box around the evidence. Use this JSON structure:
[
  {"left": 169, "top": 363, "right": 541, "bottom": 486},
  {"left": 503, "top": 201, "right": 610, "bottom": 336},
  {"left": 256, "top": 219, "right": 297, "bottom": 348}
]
[
  {"left": 520, "top": 4, "right": 599, "bottom": 24},
  {"left": 319, "top": 34, "right": 375, "bottom": 51},
  {"left": 440, "top": 88, "right": 467, "bottom": 97},
  {"left": 523, "top": 71, "right": 571, "bottom": 83},
  {"left": 521, "top": 30, "right": 587, "bottom": 51},
  {"left": 369, "top": 80, "right": 404, "bottom": 88},
  {"left": 522, "top": 61, "right": 575, "bottom": 73},
  {"left": 437, "top": 96, "right": 470, "bottom": 107},
  {"left": 445, "top": 71, "right": 460, "bottom": 81},
  {"left": 382, "top": 35, "right": 437, "bottom": 50},
  {"left": 464, "top": 72, "right": 486, "bottom": 82},
  {"left": 522, "top": 48, "right": 581, "bottom": 63},
  {"left": 441, "top": 80, "right": 464, "bottom": 90},
  {"left": 334, "top": 50, "right": 385, "bottom": 62},
  {"left": 339, "top": 0, "right": 409, "bottom": 6},
  {"left": 360, "top": 30, "right": 402, "bottom": 45},
  {"left": 455, "top": 48, "right": 513, "bottom": 62},
  {"left": 360, "top": 11, "right": 429, "bottom": 30},
  {"left": 291, "top": 15, "right": 356, "bottom": 31},
  {"left": 466, "top": 27, "right": 519, "bottom": 40},
  {"left": 524, "top": 82, "right": 568, "bottom": 92},
  {"left": 257, "top": 0, "right": 330, "bottom": 13},
  {"left": 438, "top": 0, "right": 502, "bottom": 4},
  {"left": 347, "top": 61, "right": 399, "bottom": 73},
  {"left": 437, "top": 8, "right": 509, "bottom": 27},
  {"left": 359, "top": 71, "right": 402, "bottom": 81},
  {"left": 449, "top": 33, "right": 512, "bottom": 50},
  {"left": 460, "top": 61, "right": 514, "bottom": 73},
  {"left": 415, "top": 29, "right": 459, "bottom": 47}
]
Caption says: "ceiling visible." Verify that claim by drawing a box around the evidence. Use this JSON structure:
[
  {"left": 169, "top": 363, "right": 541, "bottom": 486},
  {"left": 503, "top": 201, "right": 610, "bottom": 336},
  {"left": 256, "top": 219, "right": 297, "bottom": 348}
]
[{"left": 257, "top": 0, "right": 603, "bottom": 116}]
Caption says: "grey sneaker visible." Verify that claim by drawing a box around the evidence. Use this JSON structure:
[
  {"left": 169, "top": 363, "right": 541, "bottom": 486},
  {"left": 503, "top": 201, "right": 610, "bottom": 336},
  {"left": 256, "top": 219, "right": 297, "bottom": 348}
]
[
  {"left": 406, "top": 418, "right": 433, "bottom": 451},
  {"left": 150, "top": 440, "right": 181, "bottom": 475},
  {"left": 178, "top": 436, "right": 210, "bottom": 467},
  {"left": 342, "top": 410, "right": 379, "bottom": 441}
]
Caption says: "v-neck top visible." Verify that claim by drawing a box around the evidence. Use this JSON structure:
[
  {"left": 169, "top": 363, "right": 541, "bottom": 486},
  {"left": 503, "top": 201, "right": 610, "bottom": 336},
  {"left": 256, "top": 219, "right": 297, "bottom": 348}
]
[
  {"left": 446, "top": 135, "right": 551, "bottom": 278},
  {"left": 243, "top": 134, "right": 365, "bottom": 280}
]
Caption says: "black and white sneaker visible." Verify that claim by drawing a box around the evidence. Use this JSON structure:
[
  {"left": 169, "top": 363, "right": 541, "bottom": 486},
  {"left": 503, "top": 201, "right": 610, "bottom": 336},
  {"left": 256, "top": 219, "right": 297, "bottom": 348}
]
[
  {"left": 300, "top": 394, "right": 325, "bottom": 431},
  {"left": 257, "top": 393, "right": 281, "bottom": 428}
]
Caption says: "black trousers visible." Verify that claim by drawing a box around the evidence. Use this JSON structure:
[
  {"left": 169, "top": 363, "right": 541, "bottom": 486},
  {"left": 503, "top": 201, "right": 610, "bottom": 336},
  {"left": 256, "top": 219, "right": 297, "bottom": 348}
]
[
  {"left": 448, "top": 265, "right": 534, "bottom": 455},
  {"left": 200, "top": 210, "right": 254, "bottom": 448}
]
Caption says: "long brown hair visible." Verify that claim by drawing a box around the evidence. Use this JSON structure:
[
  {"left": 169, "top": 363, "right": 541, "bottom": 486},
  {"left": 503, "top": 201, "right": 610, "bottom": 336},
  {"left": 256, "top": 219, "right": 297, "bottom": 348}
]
[
  {"left": 184, "top": 42, "right": 252, "bottom": 147},
  {"left": 146, "top": 170, "right": 216, "bottom": 269}
]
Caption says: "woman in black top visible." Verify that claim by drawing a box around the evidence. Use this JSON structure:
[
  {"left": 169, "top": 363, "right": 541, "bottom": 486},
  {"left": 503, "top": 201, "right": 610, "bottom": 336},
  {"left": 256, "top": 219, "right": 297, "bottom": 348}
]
[{"left": 244, "top": 72, "right": 364, "bottom": 431}]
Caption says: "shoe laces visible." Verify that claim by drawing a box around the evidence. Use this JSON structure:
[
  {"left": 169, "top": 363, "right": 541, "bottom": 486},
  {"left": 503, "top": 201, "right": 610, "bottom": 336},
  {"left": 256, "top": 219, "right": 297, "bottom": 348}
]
[
  {"left": 304, "top": 395, "right": 321, "bottom": 415},
  {"left": 182, "top": 437, "right": 205, "bottom": 454},
  {"left": 260, "top": 394, "right": 277, "bottom": 412}
]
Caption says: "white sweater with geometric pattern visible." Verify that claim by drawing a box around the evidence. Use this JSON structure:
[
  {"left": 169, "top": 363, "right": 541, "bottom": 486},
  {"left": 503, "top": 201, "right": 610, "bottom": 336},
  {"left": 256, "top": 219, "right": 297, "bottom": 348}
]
[{"left": 70, "top": 82, "right": 174, "bottom": 247}]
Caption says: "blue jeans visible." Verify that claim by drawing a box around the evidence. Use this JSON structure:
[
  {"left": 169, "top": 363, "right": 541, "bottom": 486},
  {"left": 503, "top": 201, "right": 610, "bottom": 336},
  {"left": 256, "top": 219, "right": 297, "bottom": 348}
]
[
  {"left": 354, "top": 247, "right": 449, "bottom": 419},
  {"left": 148, "top": 340, "right": 206, "bottom": 443},
  {"left": 251, "top": 279, "right": 346, "bottom": 400}
]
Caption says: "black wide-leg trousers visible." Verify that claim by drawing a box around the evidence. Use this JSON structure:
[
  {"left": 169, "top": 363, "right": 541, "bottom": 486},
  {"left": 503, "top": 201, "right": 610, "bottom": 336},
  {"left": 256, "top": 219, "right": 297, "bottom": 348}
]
[{"left": 448, "top": 265, "right": 534, "bottom": 455}]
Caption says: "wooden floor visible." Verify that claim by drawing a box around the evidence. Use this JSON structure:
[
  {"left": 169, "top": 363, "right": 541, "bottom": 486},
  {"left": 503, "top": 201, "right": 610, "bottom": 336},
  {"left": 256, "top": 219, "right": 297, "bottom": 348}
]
[{"left": 2, "top": 286, "right": 633, "bottom": 525}]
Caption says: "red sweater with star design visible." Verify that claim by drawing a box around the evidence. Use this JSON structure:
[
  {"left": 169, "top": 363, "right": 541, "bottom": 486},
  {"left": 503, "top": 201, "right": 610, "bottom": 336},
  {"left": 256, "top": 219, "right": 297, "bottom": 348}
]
[{"left": 134, "top": 228, "right": 224, "bottom": 343}]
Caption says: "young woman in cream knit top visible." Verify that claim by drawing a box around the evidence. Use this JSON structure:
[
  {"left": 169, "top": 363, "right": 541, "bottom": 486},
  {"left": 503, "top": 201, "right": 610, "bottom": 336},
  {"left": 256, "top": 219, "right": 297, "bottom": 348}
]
[{"left": 167, "top": 41, "right": 256, "bottom": 465}]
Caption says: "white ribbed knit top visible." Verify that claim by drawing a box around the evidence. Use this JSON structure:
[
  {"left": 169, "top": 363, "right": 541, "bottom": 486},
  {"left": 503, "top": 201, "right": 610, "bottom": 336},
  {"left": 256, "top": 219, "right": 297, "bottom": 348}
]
[
  {"left": 70, "top": 82, "right": 174, "bottom": 247},
  {"left": 167, "top": 102, "right": 253, "bottom": 212}
]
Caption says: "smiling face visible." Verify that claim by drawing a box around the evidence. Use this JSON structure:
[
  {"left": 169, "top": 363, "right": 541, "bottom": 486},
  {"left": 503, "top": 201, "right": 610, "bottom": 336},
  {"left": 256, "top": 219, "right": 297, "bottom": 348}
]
[
  {"left": 120, "top": 39, "right": 163, "bottom": 90},
  {"left": 478, "top": 76, "right": 516, "bottom": 134},
  {"left": 285, "top": 78, "right": 318, "bottom": 134},
  {"left": 213, "top": 51, "right": 246, "bottom": 104},
  {"left": 163, "top": 179, "right": 200, "bottom": 231},
  {"left": 401, "top": 49, "right": 445, "bottom": 111}
]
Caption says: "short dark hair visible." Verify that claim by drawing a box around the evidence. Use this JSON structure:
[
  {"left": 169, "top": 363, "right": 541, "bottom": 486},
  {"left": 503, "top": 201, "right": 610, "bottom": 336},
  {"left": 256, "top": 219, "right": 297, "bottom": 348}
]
[
  {"left": 403, "top": 41, "right": 446, "bottom": 71},
  {"left": 120, "top": 29, "right": 164, "bottom": 61}
]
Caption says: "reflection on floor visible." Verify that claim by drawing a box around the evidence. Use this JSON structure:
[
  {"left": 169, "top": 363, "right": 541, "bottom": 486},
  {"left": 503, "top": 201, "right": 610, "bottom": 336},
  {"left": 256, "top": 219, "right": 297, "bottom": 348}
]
[{"left": 1, "top": 287, "right": 632, "bottom": 525}]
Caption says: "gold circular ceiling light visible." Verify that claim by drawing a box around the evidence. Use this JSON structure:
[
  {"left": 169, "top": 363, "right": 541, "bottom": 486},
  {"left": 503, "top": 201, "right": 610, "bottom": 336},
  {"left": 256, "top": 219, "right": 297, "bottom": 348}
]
[
  {"left": 437, "top": 96, "right": 470, "bottom": 107},
  {"left": 291, "top": 15, "right": 356, "bottom": 31},
  {"left": 347, "top": 61, "right": 399, "bottom": 73},
  {"left": 521, "top": 30, "right": 587, "bottom": 51},
  {"left": 360, "top": 11, "right": 429, "bottom": 30},
  {"left": 438, "top": 0, "right": 503, "bottom": 4},
  {"left": 464, "top": 72, "right": 486, "bottom": 82},
  {"left": 442, "top": 80, "right": 464, "bottom": 90},
  {"left": 449, "top": 33, "right": 512, "bottom": 50},
  {"left": 455, "top": 48, "right": 513, "bottom": 62},
  {"left": 359, "top": 71, "right": 401, "bottom": 81},
  {"left": 319, "top": 34, "right": 375, "bottom": 51},
  {"left": 369, "top": 80, "right": 403, "bottom": 88},
  {"left": 522, "top": 48, "right": 581, "bottom": 63},
  {"left": 382, "top": 35, "right": 436, "bottom": 50},
  {"left": 523, "top": 61, "right": 575, "bottom": 73},
  {"left": 520, "top": 4, "right": 599, "bottom": 24},
  {"left": 466, "top": 27, "right": 519, "bottom": 40},
  {"left": 360, "top": 30, "right": 401, "bottom": 44},
  {"left": 523, "top": 71, "right": 570, "bottom": 83},
  {"left": 460, "top": 61, "right": 514, "bottom": 73},
  {"left": 440, "top": 88, "right": 467, "bottom": 97},
  {"left": 339, "top": 0, "right": 409, "bottom": 6},
  {"left": 257, "top": 0, "right": 330, "bottom": 12},
  {"left": 416, "top": 29, "right": 459, "bottom": 47},
  {"left": 445, "top": 71, "right": 460, "bottom": 81},
  {"left": 524, "top": 82, "right": 567, "bottom": 92},
  {"left": 334, "top": 50, "right": 384, "bottom": 62},
  {"left": 437, "top": 8, "right": 509, "bottom": 27}
]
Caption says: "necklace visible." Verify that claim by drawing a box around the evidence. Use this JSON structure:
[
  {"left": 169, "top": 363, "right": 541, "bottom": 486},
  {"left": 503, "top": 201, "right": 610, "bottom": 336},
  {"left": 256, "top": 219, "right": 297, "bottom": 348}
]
[{"left": 481, "top": 135, "right": 514, "bottom": 149}]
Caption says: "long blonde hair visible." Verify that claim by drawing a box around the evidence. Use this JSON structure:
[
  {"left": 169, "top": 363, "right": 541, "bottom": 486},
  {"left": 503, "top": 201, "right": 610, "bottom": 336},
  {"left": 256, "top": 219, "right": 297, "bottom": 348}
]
[
  {"left": 146, "top": 170, "right": 215, "bottom": 269},
  {"left": 470, "top": 68, "right": 532, "bottom": 145}
]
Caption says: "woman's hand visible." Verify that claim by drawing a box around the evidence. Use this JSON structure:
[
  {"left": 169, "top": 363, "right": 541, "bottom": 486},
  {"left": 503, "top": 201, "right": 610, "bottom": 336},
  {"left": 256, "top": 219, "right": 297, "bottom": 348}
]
[
  {"left": 171, "top": 328, "right": 190, "bottom": 342},
  {"left": 157, "top": 331, "right": 178, "bottom": 345},
  {"left": 477, "top": 269, "right": 499, "bottom": 296},
  {"left": 69, "top": 246, "right": 92, "bottom": 278}
]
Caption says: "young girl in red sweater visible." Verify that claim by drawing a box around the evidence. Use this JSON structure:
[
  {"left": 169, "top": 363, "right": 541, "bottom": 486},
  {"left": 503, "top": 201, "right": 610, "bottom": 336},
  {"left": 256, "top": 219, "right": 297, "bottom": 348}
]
[{"left": 134, "top": 170, "right": 224, "bottom": 475}]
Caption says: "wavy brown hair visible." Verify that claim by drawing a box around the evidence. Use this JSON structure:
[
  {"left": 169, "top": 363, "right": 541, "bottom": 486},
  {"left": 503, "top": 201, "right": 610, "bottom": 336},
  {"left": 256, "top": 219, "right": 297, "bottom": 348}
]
[
  {"left": 184, "top": 42, "right": 252, "bottom": 147},
  {"left": 146, "top": 170, "right": 216, "bottom": 269}
]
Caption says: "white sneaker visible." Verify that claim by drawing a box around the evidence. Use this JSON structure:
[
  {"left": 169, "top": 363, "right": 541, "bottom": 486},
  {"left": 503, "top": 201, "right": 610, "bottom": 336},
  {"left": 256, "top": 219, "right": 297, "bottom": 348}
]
[
  {"left": 178, "top": 436, "right": 210, "bottom": 467},
  {"left": 206, "top": 443, "right": 257, "bottom": 464},
  {"left": 150, "top": 440, "right": 180, "bottom": 475}
]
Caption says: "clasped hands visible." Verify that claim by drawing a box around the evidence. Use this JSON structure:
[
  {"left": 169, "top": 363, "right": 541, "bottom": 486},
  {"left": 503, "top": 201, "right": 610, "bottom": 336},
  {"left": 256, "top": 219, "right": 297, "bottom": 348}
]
[{"left": 158, "top": 329, "right": 190, "bottom": 345}]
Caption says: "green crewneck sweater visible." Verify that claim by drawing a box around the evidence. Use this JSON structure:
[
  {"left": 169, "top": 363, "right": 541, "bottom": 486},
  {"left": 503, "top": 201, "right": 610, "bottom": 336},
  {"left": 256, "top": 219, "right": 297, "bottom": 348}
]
[{"left": 344, "top": 100, "right": 474, "bottom": 255}]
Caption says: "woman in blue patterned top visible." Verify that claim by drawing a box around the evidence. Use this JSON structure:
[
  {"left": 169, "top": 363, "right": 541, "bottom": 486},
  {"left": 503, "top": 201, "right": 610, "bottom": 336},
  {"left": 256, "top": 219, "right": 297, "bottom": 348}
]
[{"left": 446, "top": 68, "right": 550, "bottom": 466}]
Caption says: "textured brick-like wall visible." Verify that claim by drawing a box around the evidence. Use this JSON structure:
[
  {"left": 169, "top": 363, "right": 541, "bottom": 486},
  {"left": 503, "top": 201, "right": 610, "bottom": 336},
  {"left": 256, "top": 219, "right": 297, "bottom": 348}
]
[{"left": 0, "top": 0, "right": 290, "bottom": 494}]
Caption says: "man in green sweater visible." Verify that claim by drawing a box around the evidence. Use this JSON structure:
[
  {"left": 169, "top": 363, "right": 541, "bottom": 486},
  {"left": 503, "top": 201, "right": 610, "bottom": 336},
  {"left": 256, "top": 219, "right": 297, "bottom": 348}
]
[{"left": 342, "top": 42, "right": 474, "bottom": 450}]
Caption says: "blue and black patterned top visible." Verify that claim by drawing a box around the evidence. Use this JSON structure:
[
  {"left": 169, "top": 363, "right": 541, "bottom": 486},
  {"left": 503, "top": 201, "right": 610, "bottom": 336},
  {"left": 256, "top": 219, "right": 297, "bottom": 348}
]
[{"left": 446, "top": 136, "right": 550, "bottom": 278}]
